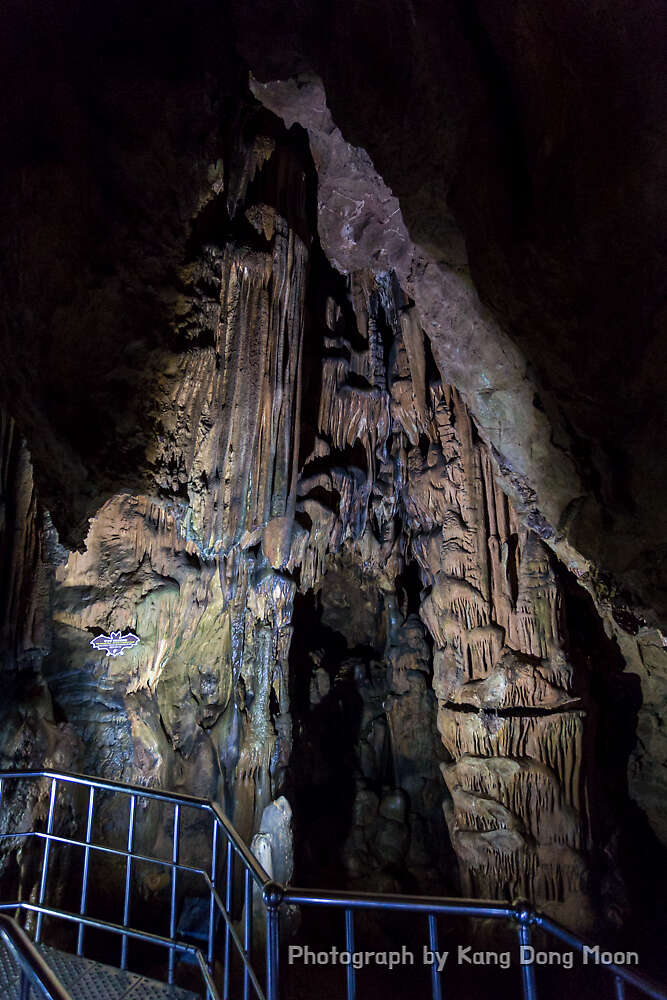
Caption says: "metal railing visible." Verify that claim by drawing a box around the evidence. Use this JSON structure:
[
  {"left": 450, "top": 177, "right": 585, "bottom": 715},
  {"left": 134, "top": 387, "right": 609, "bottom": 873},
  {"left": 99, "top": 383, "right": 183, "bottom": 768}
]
[
  {"left": 0, "top": 913, "right": 71, "bottom": 999},
  {"left": 0, "top": 770, "right": 270, "bottom": 1000},
  {"left": 0, "top": 769, "right": 665, "bottom": 1000},
  {"left": 278, "top": 886, "right": 667, "bottom": 1000}
]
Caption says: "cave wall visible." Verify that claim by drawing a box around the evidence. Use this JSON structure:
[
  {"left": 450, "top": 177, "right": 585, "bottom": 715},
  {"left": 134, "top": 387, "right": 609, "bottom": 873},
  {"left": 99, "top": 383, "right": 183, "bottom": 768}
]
[
  {"left": 44, "top": 120, "right": 314, "bottom": 853},
  {"left": 0, "top": 413, "right": 53, "bottom": 673},
  {"left": 234, "top": 10, "right": 667, "bottom": 863},
  {"left": 294, "top": 269, "right": 597, "bottom": 927},
  {"left": 409, "top": 384, "right": 590, "bottom": 925},
  {"left": 0, "top": 412, "right": 74, "bottom": 772}
]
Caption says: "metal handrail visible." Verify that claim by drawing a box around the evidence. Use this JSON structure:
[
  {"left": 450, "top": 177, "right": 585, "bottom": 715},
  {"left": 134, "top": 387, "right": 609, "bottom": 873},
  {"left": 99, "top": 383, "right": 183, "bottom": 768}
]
[
  {"left": 0, "top": 913, "right": 72, "bottom": 1000},
  {"left": 0, "top": 902, "right": 219, "bottom": 1000},
  {"left": 0, "top": 769, "right": 665, "bottom": 1000},
  {"left": 282, "top": 884, "right": 517, "bottom": 916},
  {"left": 0, "top": 769, "right": 271, "bottom": 1000},
  {"left": 281, "top": 887, "right": 667, "bottom": 1000},
  {"left": 0, "top": 769, "right": 270, "bottom": 887}
]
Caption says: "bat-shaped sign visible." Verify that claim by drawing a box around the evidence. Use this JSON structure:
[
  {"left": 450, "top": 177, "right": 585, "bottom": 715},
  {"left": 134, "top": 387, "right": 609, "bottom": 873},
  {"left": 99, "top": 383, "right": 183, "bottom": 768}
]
[{"left": 90, "top": 631, "right": 140, "bottom": 657}]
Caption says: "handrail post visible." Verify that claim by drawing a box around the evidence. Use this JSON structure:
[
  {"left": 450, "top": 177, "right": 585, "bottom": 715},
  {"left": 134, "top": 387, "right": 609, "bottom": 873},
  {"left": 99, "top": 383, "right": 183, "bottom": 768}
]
[
  {"left": 243, "top": 866, "right": 252, "bottom": 1000},
  {"left": 223, "top": 840, "right": 232, "bottom": 1000},
  {"left": 168, "top": 802, "right": 180, "bottom": 984},
  {"left": 35, "top": 777, "right": 57, "bottom": 943},
  {"left": 208, "top": 818, "right": 218, "bottom": 973},
  {"left": 264, "top": 882, "right": 283, "bottom": 1000},
  {"left": 514, "top": 901, "right": 538, "bottom": 1000},
  {"left": 428, "top": 913, "right": 443, "bottom": 1000},
  {"left": 120, "top": 794, "right": 137, "bottom": 969},
  {"left": 345, "top": 908, "right": 356, "bottom": 1000},
  {"left": 77, "top": 785, "right": 95, "bottom": 956}
]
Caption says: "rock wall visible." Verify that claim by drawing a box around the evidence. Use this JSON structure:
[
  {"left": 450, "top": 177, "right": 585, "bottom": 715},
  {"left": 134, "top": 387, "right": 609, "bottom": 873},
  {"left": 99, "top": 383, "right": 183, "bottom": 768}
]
[
  {"left": 0, "top": 413, "right": 53, "bottom": 673},
  {"left": 0, "top": 412, "right": 75, "bottom": 773},
  {"left": 247, "top": 72, "right": 667, "bottom": 863}
]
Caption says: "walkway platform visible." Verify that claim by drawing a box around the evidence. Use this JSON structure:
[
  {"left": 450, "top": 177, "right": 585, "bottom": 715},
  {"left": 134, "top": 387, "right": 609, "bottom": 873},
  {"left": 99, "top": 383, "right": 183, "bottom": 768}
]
[{"left": 0, "top": 940, "right": 198, "bottom": 999}]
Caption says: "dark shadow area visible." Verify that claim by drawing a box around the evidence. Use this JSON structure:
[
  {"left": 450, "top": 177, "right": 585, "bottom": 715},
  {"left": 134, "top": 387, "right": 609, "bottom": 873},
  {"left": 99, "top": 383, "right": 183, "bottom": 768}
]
[
  {"left": 557, "top": 560, "right": 667, "bottom": 980},
  {"left": 287, "top": 590, "right": 364, "bottom": 889}
]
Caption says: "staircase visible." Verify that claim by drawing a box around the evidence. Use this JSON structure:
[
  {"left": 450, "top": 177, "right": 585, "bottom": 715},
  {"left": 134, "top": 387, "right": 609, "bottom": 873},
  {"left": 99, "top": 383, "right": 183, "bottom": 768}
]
[
  {"left": 0, "top": 769, "right": 664, "bottom": 1000},
  {"left": 0, "top": 932, "right": 197, "bottom": 998}
]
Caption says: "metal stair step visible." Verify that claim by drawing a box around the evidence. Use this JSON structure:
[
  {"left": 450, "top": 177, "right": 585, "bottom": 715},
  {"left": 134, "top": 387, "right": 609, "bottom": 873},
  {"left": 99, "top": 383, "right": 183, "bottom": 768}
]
[{"left": 0, "top": 940, "right": 199, "bottom": 999}]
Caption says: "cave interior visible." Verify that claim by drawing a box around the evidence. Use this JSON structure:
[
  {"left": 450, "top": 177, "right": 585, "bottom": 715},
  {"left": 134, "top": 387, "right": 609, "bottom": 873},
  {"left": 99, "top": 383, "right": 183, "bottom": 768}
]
[{"left": 0, "top": 1, "right": 666, "bottom": 996}]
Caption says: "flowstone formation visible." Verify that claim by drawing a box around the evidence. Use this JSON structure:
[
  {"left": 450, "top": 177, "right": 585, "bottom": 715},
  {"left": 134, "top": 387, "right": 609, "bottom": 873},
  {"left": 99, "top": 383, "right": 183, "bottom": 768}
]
[{"left": 0, "top": 107, "right": 637, "bottom": 933}]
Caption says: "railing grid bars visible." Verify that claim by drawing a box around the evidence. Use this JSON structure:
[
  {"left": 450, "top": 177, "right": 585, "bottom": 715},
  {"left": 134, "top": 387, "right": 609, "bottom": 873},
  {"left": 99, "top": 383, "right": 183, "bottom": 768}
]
[
  {"left": 0, "top": 769, "right": 664, "bottom": 1000},
  {"left": 207, "top": 882, "right": 265, "bottom": 998},
  {"left": 0, "top": 827, "right": 208, "bottom": 878}
]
